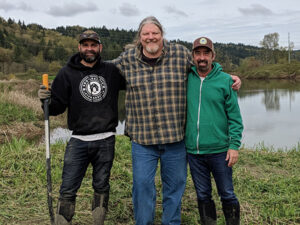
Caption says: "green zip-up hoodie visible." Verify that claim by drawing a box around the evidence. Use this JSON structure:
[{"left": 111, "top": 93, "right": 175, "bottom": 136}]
[{"left": 185, "top": 62, "right": 243, "bottom": 154}]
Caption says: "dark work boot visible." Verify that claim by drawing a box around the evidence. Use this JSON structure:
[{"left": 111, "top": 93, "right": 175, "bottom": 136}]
[
  {"left": 55, "top": 200, "right": 75, "bottom": 225},
  {"left": 92, "top": 192, "right": 109, "bottom": 225},
  {"left": 198, "top": 200, "right": 217, "bottom": 225},
  {"left": 222, "top": 202, "right": 240, "bottom": 225}
]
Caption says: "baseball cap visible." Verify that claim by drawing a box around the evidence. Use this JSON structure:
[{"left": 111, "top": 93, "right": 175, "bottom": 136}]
[
  {"left": 79, "top": 30, "right": 101, "bottom": 43},
  {"left": 192, "top": 37, "right": 214, "bottom": 53}
]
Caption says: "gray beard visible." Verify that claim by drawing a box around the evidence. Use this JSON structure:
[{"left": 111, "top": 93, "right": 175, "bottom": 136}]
[
  {"left": 80, "top": 52, "right": 100, "bottom": 63},
  {"left": 145, "top": 44, "right": 160, "bottom": 54}
]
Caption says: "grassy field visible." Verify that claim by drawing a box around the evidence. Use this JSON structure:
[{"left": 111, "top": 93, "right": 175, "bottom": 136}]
[
  {"left": 0, "top": 78, "right": 299, "bottom": 224},
  {"left": 0, "top": 79, "right": 66, "bottom": 143},
  {"left": 0, "top": 136, "right": 299, "bottom": 225},
  {"left": 237, "top": 60, "right": 300, "bottom": 80}
]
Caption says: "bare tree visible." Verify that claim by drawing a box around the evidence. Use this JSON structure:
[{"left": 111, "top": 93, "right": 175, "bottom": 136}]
[{"left": 260, "top": 32, "right": 279, "bottom": 64}]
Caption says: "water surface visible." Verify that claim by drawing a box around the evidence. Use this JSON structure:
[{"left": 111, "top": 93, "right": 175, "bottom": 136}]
[
  {"left": 50, "top": 80, "right": 300, "bottom": 150},
  {"left": 238, "top": 79, "right": 300, "bottom": 149}
]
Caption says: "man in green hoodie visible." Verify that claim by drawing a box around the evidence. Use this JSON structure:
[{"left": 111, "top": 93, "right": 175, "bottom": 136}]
[{"left": 185, "top": 37, "right": 243, "bottom": 225}]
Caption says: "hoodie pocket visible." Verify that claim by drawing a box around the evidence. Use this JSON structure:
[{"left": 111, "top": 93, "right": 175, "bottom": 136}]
[{"left": 198, "top": 122, "right": 221, "bottom": 147}]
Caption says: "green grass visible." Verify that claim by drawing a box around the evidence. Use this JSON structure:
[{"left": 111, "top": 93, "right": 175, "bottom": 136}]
[
  {"left": 0, "top": 101, "right": 38, "bottom": 125},
  {"left": 1, "top": 136, "right": 299, "bottom": 225},
  {"left": 239, "top": 61, "right": 300, "bottom": 79}
]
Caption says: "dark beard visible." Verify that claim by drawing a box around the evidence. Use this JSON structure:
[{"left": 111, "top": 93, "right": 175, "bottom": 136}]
[
  {"left": 80, "top": 51, "right": 100, "bottom": 63},
  {"left": 196, "top": 60, "right": 209, "bottom": 72}
]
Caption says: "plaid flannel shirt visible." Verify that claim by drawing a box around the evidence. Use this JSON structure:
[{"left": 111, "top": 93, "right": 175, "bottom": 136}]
[{"left": 112, "top": 41, "right": 192, "bottom": 145}]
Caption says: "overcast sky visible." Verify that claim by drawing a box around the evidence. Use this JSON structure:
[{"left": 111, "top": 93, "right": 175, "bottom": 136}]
[{"left": 1, "top": 0, "right": 299, "bottom": 49}]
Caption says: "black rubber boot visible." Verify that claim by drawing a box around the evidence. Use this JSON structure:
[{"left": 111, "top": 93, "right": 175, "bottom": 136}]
[
  {"left": 55, "top": 200, "right": 75, "bottom": 225},
  {"left": 92, "top": 192, "right": 109, "bottom": 225},
  {"left": 198, "top": 200, "right": 217, "bottom": 225},
  {"left": 222, "top": 202, "right": 240, "bottom": 225}
]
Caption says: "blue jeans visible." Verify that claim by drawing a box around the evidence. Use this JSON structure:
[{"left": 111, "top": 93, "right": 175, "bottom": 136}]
[
  {"left": 131, "top": 141, "right": 187, "bottom": 225},
  {"left": 59, "top": 136, "right": 115, "bottom": 201},
  {"left": 188, "top": 151, "right": 239, "bottom": 205}
]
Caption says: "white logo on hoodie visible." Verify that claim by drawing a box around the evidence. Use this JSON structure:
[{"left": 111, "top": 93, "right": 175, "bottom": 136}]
[{"left": 79, "top": 74, "right": 107, "bottom": 102}]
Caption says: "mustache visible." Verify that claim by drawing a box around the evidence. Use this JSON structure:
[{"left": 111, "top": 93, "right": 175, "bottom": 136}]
[
  {"left": 197, "top": 60, "right": 208, "bottom": 64},
  {"left": 146, "top": 40, "right": 157, "bottom": 43},
  {"left": 84, "top": 50, "right": 97, "bottom": 54}
]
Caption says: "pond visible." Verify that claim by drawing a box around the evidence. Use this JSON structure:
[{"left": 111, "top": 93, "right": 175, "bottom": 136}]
[
  {"left": 238, "top": 79, "right": 300, "bottom": 150},
  {"left": 50, "top": 79, "right": 300, "bottom": 150}
]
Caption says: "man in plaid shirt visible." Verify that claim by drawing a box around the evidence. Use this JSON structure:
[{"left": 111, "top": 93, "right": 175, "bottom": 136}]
[{"left": 112, "top": 16, "right": 241, "bottom": 225}]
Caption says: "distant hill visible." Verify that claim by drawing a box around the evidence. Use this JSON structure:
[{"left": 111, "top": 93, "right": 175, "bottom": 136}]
[
  {"left": 173, "top": 39, "right": 268, "bottom": 71},
  {"left": 0, "top": 17, "right": 299, "bottom": 77}
]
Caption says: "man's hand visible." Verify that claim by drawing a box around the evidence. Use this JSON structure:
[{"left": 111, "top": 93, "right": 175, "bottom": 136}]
[
  {"left": 225, "top": 149, "right": 239, "bottom": 167},
  {"left": 38, "top": 85, "right": 51, "bottom": 101},
  {"left": 231, "top": 75, "right": 241, "bottom": 91}
]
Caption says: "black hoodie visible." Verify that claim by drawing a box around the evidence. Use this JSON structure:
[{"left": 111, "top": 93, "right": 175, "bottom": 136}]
[{"left": 49, "top": 53, "right": 126, "bottom": 135}]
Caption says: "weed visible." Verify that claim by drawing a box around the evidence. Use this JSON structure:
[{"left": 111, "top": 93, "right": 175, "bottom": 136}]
[{"left": 1, "top": 137, "right": 299, "bottom": 224}]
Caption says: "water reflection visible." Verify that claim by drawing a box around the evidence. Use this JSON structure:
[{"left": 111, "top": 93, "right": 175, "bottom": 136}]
[
  {"left": 50, "top": 80, "right": 300, "bottom": 150},
  {"left": 238, "top": 80, "right": 300, "bottom": 149},
  {"left": 263, "top": 89, "right": 280, "bottom": 110},
  {"left": 50, "top": 121, "right": 125, "bottom": 144},
  {"left": 50, "top": 127, "right": 72, "bottom": 144}
]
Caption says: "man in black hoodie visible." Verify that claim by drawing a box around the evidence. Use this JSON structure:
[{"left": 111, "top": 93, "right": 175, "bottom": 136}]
[{"left": 38, "top": 30, "right": 126, "bottom": 225}]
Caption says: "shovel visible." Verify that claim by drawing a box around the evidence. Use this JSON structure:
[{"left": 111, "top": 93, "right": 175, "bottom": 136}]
[{"left": 42, "top": 74, "right": 55, "bottom": 225}]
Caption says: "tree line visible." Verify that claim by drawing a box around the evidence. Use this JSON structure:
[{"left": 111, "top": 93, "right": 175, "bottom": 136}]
[{"left": 0, "top": 17, "right": 299, "bottom": 78}]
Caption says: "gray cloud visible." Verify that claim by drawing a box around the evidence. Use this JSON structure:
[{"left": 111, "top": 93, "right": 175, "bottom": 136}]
[
  {"left": 0, "top": 0, "right": 33, "bottom": 12},
  {"left": 199, "top": 0, "right": 220, "bottom": 5},
  {"left": 47, "top": 2, "right": 98, "bottom": 17},
  {"left": 164, "top": 6, "right": 188, "bottom": 17},
  {"left": 119, "top": 3, "right": 140, "bottom": 17},
  {"left": 239, "top": 4, "right": 273, "bottom": 16}
]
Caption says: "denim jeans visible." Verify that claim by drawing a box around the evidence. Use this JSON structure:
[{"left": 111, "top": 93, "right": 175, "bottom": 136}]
[
  {"left": 131, "top": 140, "right": 187, "bottom": 225},
  {"left": 59, "top": 136, "right": 115, "bottom": 201},
  {"left": 188, "top": 151, "right": 239, "bottom": 205}
]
